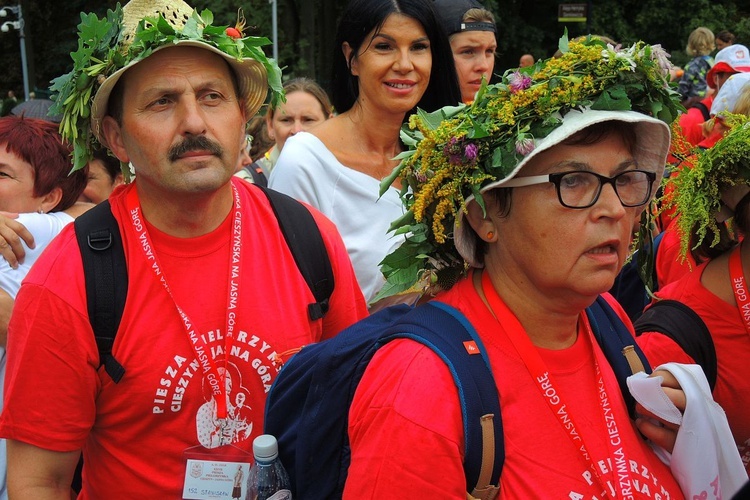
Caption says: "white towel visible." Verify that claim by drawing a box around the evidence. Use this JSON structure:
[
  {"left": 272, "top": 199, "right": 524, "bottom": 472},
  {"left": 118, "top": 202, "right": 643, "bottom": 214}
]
[{"left": 627, "top": 362, "right": 748, "bottom": 499}]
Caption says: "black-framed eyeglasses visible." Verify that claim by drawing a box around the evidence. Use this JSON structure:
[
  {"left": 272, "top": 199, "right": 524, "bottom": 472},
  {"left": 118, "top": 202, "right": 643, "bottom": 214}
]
[{"left": 502, "top": 169, "right": 656, "bottom": 209}]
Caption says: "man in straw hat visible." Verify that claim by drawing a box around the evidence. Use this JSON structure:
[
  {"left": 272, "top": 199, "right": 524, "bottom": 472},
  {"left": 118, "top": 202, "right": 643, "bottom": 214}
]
[{"left": 0, "top": 1, "right": 367, "bottom": 497}]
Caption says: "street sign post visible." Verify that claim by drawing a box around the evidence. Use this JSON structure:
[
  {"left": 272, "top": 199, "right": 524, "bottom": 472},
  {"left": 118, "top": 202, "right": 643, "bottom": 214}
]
[{"left": 558, "top": 3, "right": 587, "bottom": 23}]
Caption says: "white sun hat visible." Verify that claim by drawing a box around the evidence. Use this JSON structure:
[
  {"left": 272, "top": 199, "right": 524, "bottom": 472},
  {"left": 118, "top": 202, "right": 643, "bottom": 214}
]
[
  {"left": 706, "top": 44, "right": 750, "bottom": 89},
  {"left": 373, "top": 36, "right": 680, "bottom": 300},
  {"left": 453, "top": 109, "right": 671, "bottom": 267}
]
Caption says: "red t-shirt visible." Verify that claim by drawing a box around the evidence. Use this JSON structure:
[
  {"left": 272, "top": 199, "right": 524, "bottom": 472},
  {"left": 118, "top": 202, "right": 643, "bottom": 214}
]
[
  {"left": 0, "top": 179, "right": 368, "bottom": 498},
  {"left": 677, "top": 95, "right": 713, "bottom": 146},
  {"left": 655, "top": 222, "right": 695, "bottom": 290},
  {"left": 637, "top": 265, "right": 750, "bottom": 473},
  {"left": 344, "top": 277, "right": 683, "bottom": 498}
]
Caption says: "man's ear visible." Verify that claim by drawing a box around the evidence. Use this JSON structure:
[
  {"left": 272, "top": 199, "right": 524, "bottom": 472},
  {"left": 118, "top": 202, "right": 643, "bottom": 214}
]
[
  {"left": 342, "top": 42, "right": 358, "bottom": 76},
  {"left": 101, "top": 116, "right": 130, "bottom": 164},
  {"left": 265, "top": 111, "right": 275, "bottom": 141}
]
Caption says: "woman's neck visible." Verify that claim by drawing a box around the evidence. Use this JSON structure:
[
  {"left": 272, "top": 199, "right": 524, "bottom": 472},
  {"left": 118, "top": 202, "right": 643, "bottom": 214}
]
[
  {"left": 703, "top": 240, "right": 749, "bottom": 305},
  {"left": 475, "top": 267, "right": 582, "bottom": 350},
  {"left": 315, "top": 104, "right": 405, "bottom": 182},
  {"left": 345, "top": 102, "right": 404, "bottom": 154}
]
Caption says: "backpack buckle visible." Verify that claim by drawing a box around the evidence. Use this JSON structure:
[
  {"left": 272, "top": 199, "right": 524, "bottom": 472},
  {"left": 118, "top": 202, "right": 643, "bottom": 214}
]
[{"left": 88, "top": 230, "right": 114, "bottom": 251}]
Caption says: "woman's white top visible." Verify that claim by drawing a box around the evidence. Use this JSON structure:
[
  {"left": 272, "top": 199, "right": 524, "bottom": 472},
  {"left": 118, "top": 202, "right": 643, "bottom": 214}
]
[{"left": 269, "top": 132, "right": 404, "bottom": 303}]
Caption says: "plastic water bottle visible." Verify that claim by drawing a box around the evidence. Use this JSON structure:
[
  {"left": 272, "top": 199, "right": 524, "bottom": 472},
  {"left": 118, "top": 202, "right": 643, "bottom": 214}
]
[{"left": 246, "top": 434, "right": 292, "bottom": 500}]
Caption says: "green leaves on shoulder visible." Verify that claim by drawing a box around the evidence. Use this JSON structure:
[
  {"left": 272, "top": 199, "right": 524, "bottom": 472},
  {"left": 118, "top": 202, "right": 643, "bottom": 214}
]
[{"left": 374, "top": 222, "right": 431, "bottom": 302}]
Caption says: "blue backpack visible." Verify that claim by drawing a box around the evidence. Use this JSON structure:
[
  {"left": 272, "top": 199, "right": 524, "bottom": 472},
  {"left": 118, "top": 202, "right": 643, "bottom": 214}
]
[
  {"left": 264, "top": 296, "right": 650, "bottom": 499},
  {"left": 609, "top": 231, "right": 666, "bottom": 321}
]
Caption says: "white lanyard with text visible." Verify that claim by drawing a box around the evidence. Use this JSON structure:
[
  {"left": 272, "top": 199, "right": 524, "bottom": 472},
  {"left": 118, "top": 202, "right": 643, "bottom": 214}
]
[
  {"left": 126, "top": 186, "right": 243, "bottom": 420},
  {"left": 481, "top": 272, "right": 635, "bottom": 499},
  {"left": 729, "top": 243, "right": 750, "bottom": 336}
]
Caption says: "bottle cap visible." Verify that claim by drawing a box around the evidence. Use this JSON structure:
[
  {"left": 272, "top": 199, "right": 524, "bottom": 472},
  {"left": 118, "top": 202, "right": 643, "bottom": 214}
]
[{"left": 253, "top": 434, "right": 279, "bottom": 461}]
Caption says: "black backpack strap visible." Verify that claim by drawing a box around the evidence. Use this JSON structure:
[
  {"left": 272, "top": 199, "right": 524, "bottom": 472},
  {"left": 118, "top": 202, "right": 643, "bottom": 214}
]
[
  {"left": 693, "top": 100, "right": 711, "bottom": 122},
  {"left": 269, "top": 302, "right": 502, "bottom": 499},
  {"left": 74, "top": 201, "right": 128, "bottom": 383},
  {"left": 634, "top": 299, "right": 717, "bottom": 390},
  {"left": 257, "top": 186, "right": 334, "bottom": 321},
  {"left": 358, "top": 303, "right": 502, "bottom": 496},
  {"left": 586, "top": 296, "right": 651, "bottom": 418},
  {"left": 245, "top": 162, "right": 268, "bottom": 187}
]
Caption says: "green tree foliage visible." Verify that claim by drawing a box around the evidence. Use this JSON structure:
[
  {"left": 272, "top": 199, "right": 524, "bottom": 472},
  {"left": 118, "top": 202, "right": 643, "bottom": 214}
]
[
  {"left": 0, "top": 0, "right": 747, "bottom": 101},
  {"left": 492, "top": 0, "right": 749, "bottom": 73}
]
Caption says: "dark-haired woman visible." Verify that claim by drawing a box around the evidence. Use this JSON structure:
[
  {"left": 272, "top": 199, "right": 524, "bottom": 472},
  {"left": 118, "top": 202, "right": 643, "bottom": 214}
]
[{"left": 269, "top": 0, "right": 461, "bottom": 306}]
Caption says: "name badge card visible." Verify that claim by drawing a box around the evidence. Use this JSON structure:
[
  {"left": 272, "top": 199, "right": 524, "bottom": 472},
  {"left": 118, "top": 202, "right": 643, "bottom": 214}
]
[{"left": 183, "top": 445, "right": 252, "bottom": 500}]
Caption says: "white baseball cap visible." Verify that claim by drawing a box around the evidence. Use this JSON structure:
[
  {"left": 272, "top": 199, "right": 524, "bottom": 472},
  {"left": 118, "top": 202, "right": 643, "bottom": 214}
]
[
  {"left": 710, "top": 72, "right": 750, "bottom": 116},
  {"left": 707, "top": 44, "right": 750, "bottom": 89}
]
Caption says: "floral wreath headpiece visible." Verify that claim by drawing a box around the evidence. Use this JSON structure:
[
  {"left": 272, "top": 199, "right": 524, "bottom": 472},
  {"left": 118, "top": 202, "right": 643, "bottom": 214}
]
[
  {"left": 666, "top": 114, "right": 750, "bottom": 260},
  {"left": 376, "top": 33, "right": 682, "bottom": 300},
  {"left": 50, "top": 0, "right": 284, "bottom": 176}
]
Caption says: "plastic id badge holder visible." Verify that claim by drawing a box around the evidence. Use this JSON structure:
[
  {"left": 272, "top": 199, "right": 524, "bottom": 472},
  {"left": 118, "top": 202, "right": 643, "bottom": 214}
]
[{"left": 183, "top": 444, "right": 253, "bottom": 500}]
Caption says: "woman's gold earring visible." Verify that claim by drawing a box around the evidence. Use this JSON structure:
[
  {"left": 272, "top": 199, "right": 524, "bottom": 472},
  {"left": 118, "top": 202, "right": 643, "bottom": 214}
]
[{"left": 486, "top": 231, "right": 495, "bottom": 240}]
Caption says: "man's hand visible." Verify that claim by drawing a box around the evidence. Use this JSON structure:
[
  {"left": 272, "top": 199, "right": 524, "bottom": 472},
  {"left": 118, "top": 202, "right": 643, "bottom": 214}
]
[
  {"left": 634, "top": 369, "right": 686, "bottom": 453},
  {"left": 0, "top": 212, "right": 34, "bottom": 269}
]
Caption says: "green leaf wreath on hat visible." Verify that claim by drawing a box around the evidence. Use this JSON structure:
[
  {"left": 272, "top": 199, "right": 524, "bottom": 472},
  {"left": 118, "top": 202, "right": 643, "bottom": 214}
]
[
  {"left": 375, "top": 33, "right": 681, "bottom": 301},
  {"left": 49, "top": 2, "right": 283, "bottom": 177},
  {"left": 666, "top": 114, "right": 750, "bottom": 260}
]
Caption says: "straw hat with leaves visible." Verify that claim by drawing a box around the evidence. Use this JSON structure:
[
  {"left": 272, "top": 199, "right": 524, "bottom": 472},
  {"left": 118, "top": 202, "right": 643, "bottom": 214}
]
[{"left": 50, "top": 0, "right": 283, "bottom": 177}]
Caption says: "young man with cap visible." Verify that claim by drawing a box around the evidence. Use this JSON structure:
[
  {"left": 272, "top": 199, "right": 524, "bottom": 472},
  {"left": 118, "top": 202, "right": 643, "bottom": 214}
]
[
  {"left": 433, "top": 0, "right": 497, "bottom": 103},
  {"left": 678, "top": 44, "right": 750, "bottom": 145},
  {"left": 0, "top": 0, "right": 367, "bottom": 497}
]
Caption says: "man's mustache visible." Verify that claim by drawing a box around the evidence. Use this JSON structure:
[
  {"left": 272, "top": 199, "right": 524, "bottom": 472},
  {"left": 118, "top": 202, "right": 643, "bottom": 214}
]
[{"left": 168, "top": 136, "right": 224, "bottom": 162}]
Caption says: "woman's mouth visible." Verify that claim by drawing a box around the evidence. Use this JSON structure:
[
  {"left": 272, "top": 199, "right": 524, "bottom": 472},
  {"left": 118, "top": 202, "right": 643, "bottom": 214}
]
[
  {"left": 385, "top": 82, "right": 415, "bottom": 89},
  {"left": 588, "top": 245, "right": 616, "bottom": 255}
]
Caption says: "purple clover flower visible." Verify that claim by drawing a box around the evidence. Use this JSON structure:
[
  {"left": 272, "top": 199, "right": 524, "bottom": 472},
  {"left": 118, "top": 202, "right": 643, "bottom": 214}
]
[
  {"left": 515, "top": 137, "right": 535, "bottom": 156},
  {"left": 508, "top": 71, "right": 532, "bottom": 94},
  {"left": 464, "top": 143, "right": 478, "bottom": 162},
  {"left": 443, "top": 137, "right": 463, "bottom": 165}
]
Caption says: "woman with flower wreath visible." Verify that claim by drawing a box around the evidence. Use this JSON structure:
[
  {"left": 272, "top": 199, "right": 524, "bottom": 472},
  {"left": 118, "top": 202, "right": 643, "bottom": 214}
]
[
  {"left": 269, "top": 0, "right": 461, "bottom": 307},
  {"left": 338, "top": 36, "right": 728, "bottom": 498},
  {"left": 636, "top": 114, "right": 750, "bottom": 475}
]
